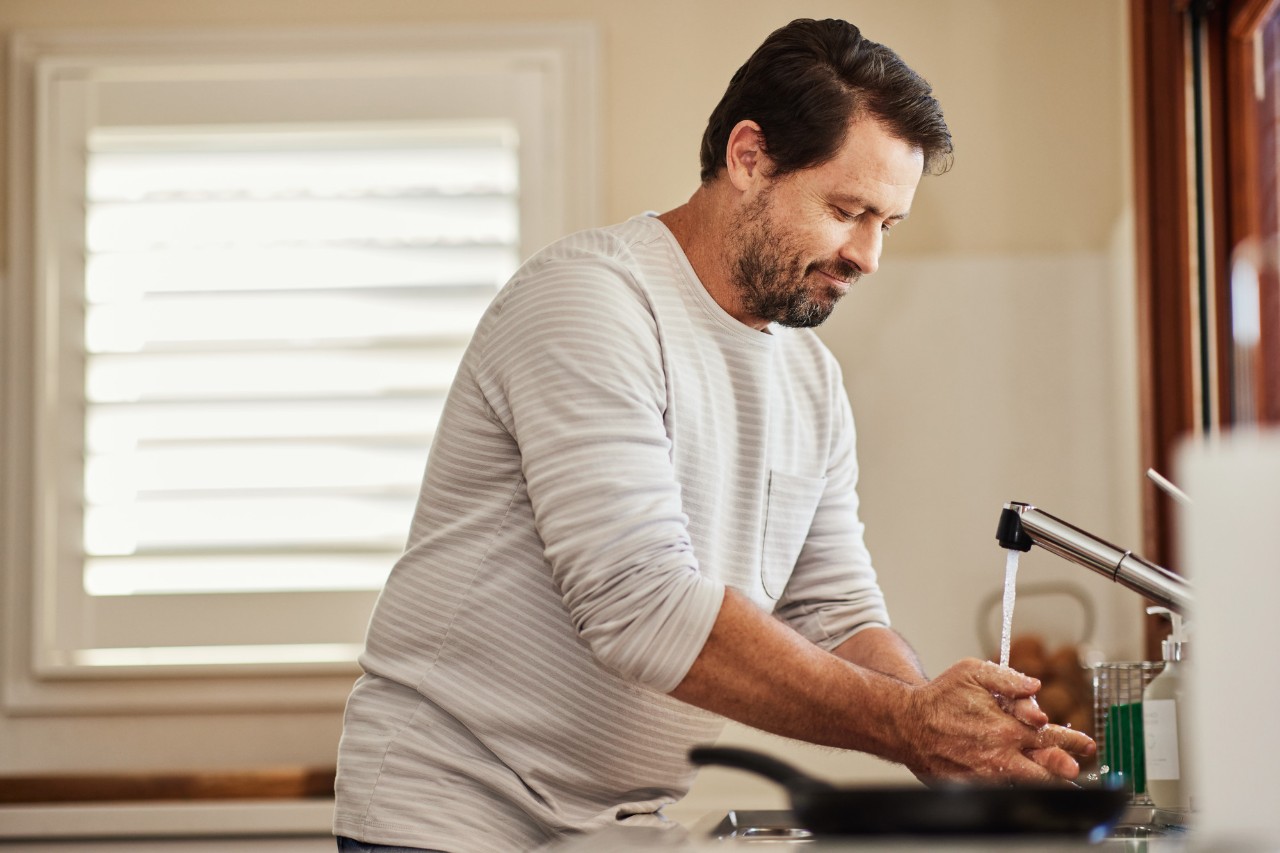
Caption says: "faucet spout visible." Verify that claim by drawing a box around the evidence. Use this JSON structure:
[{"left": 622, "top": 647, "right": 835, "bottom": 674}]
[{"left": 996, "top": 501, "right": 1192, "bottom": 614}]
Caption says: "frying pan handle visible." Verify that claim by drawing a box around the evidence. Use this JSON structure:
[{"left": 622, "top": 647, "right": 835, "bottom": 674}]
[{"left": 688, "top": 746, "right": 837, "bottom": 793}]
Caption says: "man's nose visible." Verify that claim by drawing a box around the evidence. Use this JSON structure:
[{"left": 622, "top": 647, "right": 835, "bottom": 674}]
[{"left": 839, "top": 225, "right": 881, "bottom": 277}]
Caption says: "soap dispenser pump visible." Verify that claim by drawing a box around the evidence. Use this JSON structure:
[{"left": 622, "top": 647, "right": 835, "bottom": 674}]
[{"left": 1143, "top": 606, "right": 1190, "bottom": 811}]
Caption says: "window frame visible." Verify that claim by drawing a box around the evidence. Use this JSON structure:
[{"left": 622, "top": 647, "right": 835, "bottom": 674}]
[
  {"left": 1130, "top": 0, "right": 1280, "bottom": 657},
  {"left": 2, "top": 22, "right": 599, "bottom": 713},
  {"left": 1223, "top": 0, "right": 1280, "bottom": 422}
]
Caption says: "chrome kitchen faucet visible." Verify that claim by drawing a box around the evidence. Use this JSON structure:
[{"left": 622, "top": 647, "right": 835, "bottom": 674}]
[{"left": 996, "top": 502, "right": 1192, "bottom": 614}]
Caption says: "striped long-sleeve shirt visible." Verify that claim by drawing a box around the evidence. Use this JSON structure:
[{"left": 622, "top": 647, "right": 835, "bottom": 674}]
[{"left": 333, "top": 213, "right": 891, "bottom": 852}]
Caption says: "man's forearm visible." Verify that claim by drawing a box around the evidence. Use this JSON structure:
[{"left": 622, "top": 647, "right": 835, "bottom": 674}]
[
  {"left": 831, "top": 626, "right": 928, "bottom": 686},
  {"left": 668, "top": 587, "right": 918, "bottom": 763}
]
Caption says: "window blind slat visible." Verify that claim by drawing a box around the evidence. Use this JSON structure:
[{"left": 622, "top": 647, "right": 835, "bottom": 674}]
[
  {"left": 88, "top": 143, "right": 518, "bottom": 200},
  {"left": 85, "top": 553, "right": 395, "bottom": 596},
  {"left": 86, "top": 443, "right": 429, "bottom": 499},
  {"left": 87, "top": 349, "right": 465, "bottom": 401},
  {"left": 87, "top": 196, "right": 519, "bottom": 252},
  {"left": 86, "top": 398, "right": 446, "bottom": 451},
  {"left": 87, "top": 246, "right": 517, "bottom": 298},
  {"left": 85, "top": 494, "right": 414, "bottom": 553},
  {"left": 85, "top": 293, "right": 492, "bottom": 350}
]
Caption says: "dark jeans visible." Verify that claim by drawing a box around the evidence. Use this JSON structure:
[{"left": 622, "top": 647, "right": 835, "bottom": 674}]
[{"left": 336, "top": 836, "right": 448, "bottom": 853}]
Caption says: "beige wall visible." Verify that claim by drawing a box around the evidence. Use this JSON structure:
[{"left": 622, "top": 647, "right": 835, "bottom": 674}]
[
  {"left": 2, "top": 0, "right": 1126, "bottom": 261},
  {"left": 1, "top": 0, "right": 1142, "bottom": 814}
]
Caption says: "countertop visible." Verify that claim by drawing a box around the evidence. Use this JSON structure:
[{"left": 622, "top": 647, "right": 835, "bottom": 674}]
[
  {"left": 541, "top": 809, "right": 1193, "bottom": 852},
  {"left": 0, "top": 799, "right": 1200, "bottom": 851}
]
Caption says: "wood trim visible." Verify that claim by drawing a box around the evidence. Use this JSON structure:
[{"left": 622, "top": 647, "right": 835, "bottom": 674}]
[
  {"left": 1239, "top": 9, "right": 1280, "bottom": 422},
  {"left": 1226, "top": 5, "right": 1266, "bottom": 247},
  {"left": 1224, "top": 1, "right": 1280, "bottom": 423},
  {"left": 0, "top": 767, "right": 336, "bottom": 805},
  {"left": 1230, "top": 0, "right": 1280, "bottom": 38},
  {"left": 1260, "top": 15, "right": 1280, "bottom": 423},
  {"left": 1130, "top": 0, "right": 1195, "bottom": 566},
  {"left": 1205, "top": 4, "right": 1238, "bottom": 426},
  {"left": 1225, "top": 4, "right": 1263, "bottom": 423},
  {"left": 1130, "top": 0, "right": 1197, "bottom": 660}
]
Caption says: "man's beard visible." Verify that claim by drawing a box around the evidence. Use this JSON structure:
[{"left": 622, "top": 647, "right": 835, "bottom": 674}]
[{"left": 729, "top": 190, "right": 860, "bottom": 328}]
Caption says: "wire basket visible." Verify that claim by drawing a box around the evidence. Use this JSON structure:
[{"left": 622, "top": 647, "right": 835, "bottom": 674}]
[{"left": 1089, "top": 661, "right": 1165, "bottom": 803}]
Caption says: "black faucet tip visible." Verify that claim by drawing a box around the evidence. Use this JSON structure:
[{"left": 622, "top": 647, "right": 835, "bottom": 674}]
[{"left": 996, "top": 507, "right": 1033, "bottom": 552}]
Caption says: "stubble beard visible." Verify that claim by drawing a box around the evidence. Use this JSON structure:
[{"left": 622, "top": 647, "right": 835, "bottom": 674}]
[{"left": 729, "top": 189, "right": 860, "bottom": 329}]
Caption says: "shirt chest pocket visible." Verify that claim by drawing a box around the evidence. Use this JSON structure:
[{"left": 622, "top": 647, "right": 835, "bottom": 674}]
[{"left": 760, "top": 470, "right": 827, "bottom": 600}]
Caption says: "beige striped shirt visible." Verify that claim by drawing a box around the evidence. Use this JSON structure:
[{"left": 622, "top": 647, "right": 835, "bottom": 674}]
[{"left": 333, "top": 213, "right": 890, "bottom": 852}]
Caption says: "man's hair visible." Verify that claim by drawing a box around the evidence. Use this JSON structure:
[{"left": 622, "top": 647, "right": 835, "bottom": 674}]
[{"left": 699, "top": 18, "right": 953, "bottom": 182}]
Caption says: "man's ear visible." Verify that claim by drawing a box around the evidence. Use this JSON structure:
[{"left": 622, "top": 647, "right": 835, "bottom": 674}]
[{"left": 724, "top": 120, "right": 770, "bottom": 191}]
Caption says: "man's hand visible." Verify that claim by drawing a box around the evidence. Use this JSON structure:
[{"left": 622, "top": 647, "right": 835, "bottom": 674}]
[
  {"left": 998, "top": 692, "right": 1096, "bottom": 780},
  {"left": 900, "top": 659, "right": 1094, "bottom": 785},
  {"left": 1024, "top": 722, "right": 1096, "bottom": 780}
]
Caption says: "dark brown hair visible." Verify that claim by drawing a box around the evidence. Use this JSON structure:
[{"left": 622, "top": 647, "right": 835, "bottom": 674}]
[{"left": 699, "top": 18, "right": 953, "bottom": 182}]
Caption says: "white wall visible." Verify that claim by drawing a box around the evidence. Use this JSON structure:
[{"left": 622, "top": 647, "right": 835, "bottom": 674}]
[{"left": 1, "top": 0, "right": 1142, "bottom": 822}]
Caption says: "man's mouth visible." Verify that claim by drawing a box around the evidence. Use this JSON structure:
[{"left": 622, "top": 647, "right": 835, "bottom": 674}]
[
  {"left": 812, "top": 266, "right": 858, "bottom": 292},
  {"left": 819, "top": 270, "right": 851, "bottom": 289}
]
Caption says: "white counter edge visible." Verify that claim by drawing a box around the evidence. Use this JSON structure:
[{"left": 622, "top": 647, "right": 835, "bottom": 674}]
[{"left": 0, "top": 799, "right": 334, "bottom": 839}]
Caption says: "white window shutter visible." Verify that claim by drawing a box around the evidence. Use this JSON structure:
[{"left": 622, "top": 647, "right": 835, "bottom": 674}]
[{"left": 82, "top": 127, "right": 519, "bottom": 596}]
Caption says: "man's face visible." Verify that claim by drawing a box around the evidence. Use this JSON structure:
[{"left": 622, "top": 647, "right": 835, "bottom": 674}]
[{"left": 727, "top": 116, "right": 925, "bottom": 329}]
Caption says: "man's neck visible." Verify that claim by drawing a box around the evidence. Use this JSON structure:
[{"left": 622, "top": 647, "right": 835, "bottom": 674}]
[{"left": 657, "top": 187, "right": 763, "bottom": 330}]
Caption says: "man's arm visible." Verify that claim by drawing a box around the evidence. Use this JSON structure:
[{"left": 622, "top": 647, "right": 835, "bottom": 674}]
[
  {"left": 830, "top": 625, "right": 927, "bottom": 685},
  {"left": 669, "top": 588, "right": 1089, "bottom": 784}
]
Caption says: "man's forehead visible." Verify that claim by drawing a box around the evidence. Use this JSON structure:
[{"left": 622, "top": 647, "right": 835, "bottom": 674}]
[{"left": 818, "top": 122, "right": 923, "bottom": 191}]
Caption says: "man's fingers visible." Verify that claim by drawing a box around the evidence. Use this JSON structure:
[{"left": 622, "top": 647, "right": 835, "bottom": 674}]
[
  {"left": 1034, "top": 723, "right": 1097, "bottom": 758},
  {"left": 998, "top": 694, "right": 1048, "bottom": 728},
  {"left": 971, "top": 659, "right": 1040, "bottom": 699},
  {"left": 1026, "top": 746, "right": 1081, "bottom": 782},
  {"left": 1004, "top": 751, "right": 1063, "bottom": 785}
]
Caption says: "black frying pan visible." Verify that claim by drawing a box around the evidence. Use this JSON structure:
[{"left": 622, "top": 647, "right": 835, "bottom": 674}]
[{"left": 689, "top": 746, "right": 1129, "bottom": 839}]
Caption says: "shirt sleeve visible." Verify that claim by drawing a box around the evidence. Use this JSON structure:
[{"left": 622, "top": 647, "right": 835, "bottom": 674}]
[
  {"left": 473, "top": 253, "right": 724, "bottom": 693},
  {"left": 772, "top": 369, "right": 891, "bottom": 650}
]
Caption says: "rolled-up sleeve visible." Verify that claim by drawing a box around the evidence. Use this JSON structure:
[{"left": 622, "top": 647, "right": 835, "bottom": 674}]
[{"left": 474, "top": 256, "right": 724, "bottom": 692}]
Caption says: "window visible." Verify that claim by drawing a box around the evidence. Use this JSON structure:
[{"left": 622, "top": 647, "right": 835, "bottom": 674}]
[
  {"left": 1131, "top": 0, "right": 1279, "bottom": 657},
  {"left": 3, "top": 24, "right": 598, "bottom": 711}
]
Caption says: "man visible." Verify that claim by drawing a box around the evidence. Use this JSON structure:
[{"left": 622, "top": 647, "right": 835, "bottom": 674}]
[{"left": 334, "top": 18, "right": 1094, "bottom": 853}]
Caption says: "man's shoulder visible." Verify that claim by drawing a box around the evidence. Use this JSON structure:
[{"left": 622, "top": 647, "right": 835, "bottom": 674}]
[
  {"left": 483, "top": 216, "right": 673, "bottom": 327},
  {"left": 502, "top": 214, "right": 679, "bottom": 306},
  {"left": 529, "top": 214, "right": 667, "bottom": 270}
]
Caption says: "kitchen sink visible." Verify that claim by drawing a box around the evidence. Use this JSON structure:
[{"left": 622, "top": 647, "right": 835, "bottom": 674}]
[
  {"left": 705, "top": 810, "right": 812, "bottom": 841},
  {"left": 700, "top": 807, "right": 1190, "bottom": 847},
  {"left": 1106, "top": 805, "right": 1189, "bottom": 839}
]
